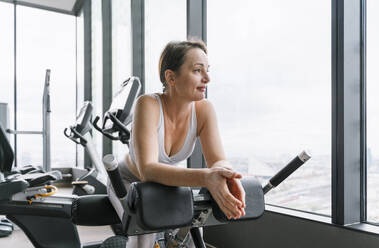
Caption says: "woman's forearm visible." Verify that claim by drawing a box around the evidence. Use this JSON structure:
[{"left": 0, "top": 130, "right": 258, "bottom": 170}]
[
  {"left": 210, "top": 159, "right": 233, "bottom": 169},
  {"left": 140, "top": 162, "right": 209, "bottom": 188}
]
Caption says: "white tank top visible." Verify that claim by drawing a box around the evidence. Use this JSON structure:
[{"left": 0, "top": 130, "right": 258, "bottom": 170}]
[{"left": 129, "top": 94, "right": 198, "bottom": 165}]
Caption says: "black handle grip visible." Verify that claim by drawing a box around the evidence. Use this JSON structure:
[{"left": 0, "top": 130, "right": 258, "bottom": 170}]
[
  {"left": 264, "top": 151, "right": 311, "bottom": 194},
  {"left": 93, "top": 115, "right": 120, "bottom": 141},
  {"left": 103, "top": 155, "right": 128, "bottom": 198},
  {"left": 106, "top": 169, "right": 127, "bottom": 199}
]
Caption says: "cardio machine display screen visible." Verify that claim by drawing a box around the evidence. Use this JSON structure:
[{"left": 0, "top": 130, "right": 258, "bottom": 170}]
[
  {"left": 75, "top": 102, "right": 93, "bottom": 133},
  {"left": 107, "top": 77, "right": 141, "bottom": 126}
]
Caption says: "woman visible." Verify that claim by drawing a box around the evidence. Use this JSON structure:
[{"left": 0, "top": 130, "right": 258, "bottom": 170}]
[{"left": 118, "top": 40, "right": 246, "bottom": 248}]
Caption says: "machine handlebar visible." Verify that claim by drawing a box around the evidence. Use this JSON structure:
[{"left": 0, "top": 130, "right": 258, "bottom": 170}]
[
  {"left": 263, "top": 150, "right": 311, "bottom": 194},
  {"left": 102, "top": 155, "right": 127, "bottom": 199}
]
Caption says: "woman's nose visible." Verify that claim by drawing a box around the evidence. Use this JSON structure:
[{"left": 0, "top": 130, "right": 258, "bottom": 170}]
[{"left": 202, "top": 72, "right": 210, "bottom": 83}]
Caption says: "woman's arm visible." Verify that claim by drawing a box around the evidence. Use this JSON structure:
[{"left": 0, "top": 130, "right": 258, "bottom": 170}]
[
  {"left": 197, "top": 100, "right": 246, "bottom": 217},
  {"left": 133, "top": 96, "right": 244, "bottom": 219}
]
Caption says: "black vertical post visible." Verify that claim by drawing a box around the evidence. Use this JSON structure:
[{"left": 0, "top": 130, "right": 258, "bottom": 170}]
[
  {"left": 83, "top": 0, "right": 92, "bottom": 169},
  {"left": 332, "top": 0, "right": 363, "bottom": 225},
  {"left": 131, "top": 0, "right": 145, "bottom": 94},
  {"left": 360, "top": 0, "right": 367, "bottom": 223},
  {"left": 13, "top": 3, "right": 17, "bottom": 168},
  {"left": 102, "top": 0, "right": 112, "bottom": 157},
  {"left": 187, "top": 0, "right": 207, "bottom": 169}
]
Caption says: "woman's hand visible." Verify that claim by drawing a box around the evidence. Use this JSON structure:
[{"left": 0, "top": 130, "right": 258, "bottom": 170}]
[
  {"left": 227, "top": 177, "right": 246, "bottom": 216},
  {"left": 205, "top": 167, "right": 245, "bottom": 219}
]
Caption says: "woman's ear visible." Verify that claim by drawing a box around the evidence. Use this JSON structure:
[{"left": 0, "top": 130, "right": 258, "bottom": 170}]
[{"left": 164, "top": 69, "right": 176, "bottom": 87}]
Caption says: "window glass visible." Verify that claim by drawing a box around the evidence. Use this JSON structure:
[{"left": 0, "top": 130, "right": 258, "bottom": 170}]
[
  {"left": 16, "top": 6, "right": 76, "bottom": 168},
  {"left": 17, "top": 135, "right": 43, "bottom": 167},
  {"left": 145, "top": 0, "right": 187, "bottom": 167},
  {"left": 207, "top": 0, "right": 331, "bottom": 215},
  {"left": 112, "top": 0, "right": 132, "bottom": 161},
  {"left": 0, "top": 2, "right": 14, "bottom": 139},
  {"left": 366, "top": 0, "right": 379, "bottom": 223},
  {"left": 91, "top": 0, "right": 103, "bottom": 158},
  {"left": 145, "top": 0, "right": 187, "bottom": 94}
]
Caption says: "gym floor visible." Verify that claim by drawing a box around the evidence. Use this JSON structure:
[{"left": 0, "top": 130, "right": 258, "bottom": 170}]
[
  {"left": 0, "top": 187, "right": 114, "bottom": 247},
  {"left": 0, "top": 224, "right": 114, "bottom": 248}
]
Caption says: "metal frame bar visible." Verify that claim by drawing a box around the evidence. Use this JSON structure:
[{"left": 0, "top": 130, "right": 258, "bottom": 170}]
[
  {"left": 360, "top": 0, "right": 367, "bottom": 222},
  {"left": 332, "top": 0, "right": 363, "bottom": 225},
  {"left": 187, "top": 0, "right": 207, "bottom": 169},
  {"left": 131, "top": 0, "right": 145, "bottom": 94},
  {"left": 83, "top": 0, "right": 92, "bottom": 168},
  {"left": 102, "top": 0, "right": 112, "bottom": 157},
  {"left": 75, "top": 12, "right": 78, "bottom": 167},
  {"left": 42, "top": 69, "right": 51, "bottom": 171},
  {"left": 13, "top": 3, "right": 17, "bottom": 167},
  {"left": 72, "top": 0, "right": 85, "bottom": 16}
]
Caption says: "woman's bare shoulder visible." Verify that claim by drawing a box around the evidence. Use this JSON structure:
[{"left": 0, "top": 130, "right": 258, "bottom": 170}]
[
  {"left": 136, "top": 94, "right": 160, "bottom": 110},
  {"left": 195, "top": 99, "right": 216, "bottom": 133},
  {"left": 134, "top": 94, "right": 160, "bottom": 124},
  {"left": 195, "top": 99, "right": 215, "bottom": 116}
]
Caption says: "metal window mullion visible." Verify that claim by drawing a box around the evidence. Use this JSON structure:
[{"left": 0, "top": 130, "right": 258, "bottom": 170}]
[
  {"left": 131, "top": 0, "right": 145, "bottom": 94},
  {"left": 332, "top": 0, "right": 362, "bottom": 225},
  {"left": 102, "top": 0, "right": 112, "bottom": 157},
  {"left": 83, "top": 0, "right": 92, "bottom": 168},
  {"left": 187, "top": 0, "right": 207, "bottom": 169},
  {"left": 360, "top": 0, "right": 367, "bottom": 222},
  {"left": 13, "top": 3, "right": 17, "bottom": 167}
]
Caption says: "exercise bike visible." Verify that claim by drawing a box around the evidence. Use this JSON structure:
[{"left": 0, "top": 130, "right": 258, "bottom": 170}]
[{"left": 64, "top": 101, "right": 109, "bottom": 196}]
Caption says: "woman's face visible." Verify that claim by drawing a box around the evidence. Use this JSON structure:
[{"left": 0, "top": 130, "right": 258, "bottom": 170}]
[{"left": 171, "top": 48, "right": 210, "bottom": 101}]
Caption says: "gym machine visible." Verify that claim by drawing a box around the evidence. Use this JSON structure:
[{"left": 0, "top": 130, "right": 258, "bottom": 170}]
[
  {"left": 0, "top": 75, "right": 311, "bottom": 248},
  {"left": 64, "top": 101, "right": 108, "bottom": 196},
  {"left": 0, "top": 69, "right": 53, "bottom": 238},
  {"left": 92, "top": 77, "right": 312, "bottom": 248},
  {"left": 0, "top": 77, "right": 142, "bottom": 247},
  {"left": 0, "top": 120, "right": 120, "bottom": 248}
]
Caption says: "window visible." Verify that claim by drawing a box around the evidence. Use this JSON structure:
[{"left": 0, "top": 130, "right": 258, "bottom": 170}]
[
  {"left": 207, "top": 0, "right": 331, "bottom": 215},
  {"left": 91, "top": 0, "right": 103, "bottom": 158},
  {"left": 0, "top": 2, "right": 14, "bottom": 139},
  {"left": 145, "top": 0, "right": 187, "bottom": 94},
  {"left": 366, "top": 0, "right": 379, "bottom": 223},
  {"left": 16, "top": 6, "right": 76, "bottom": 168},
  {"left": 112, "top": 0, "right": 132, "bottom": 161}
]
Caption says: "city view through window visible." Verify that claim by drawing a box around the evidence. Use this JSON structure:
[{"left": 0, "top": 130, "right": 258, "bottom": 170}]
[{"left": 207, "top": 0, "right": 331, "bottom": 216}]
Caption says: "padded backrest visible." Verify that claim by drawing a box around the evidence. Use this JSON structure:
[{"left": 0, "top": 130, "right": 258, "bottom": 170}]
[
  {"left": 0, "top": 123, "right": 14, "bottom": 173},
  {"left": 211, "top": 176, "right": 265, "bottom": 222},
  {"left": 127, "top": 182, "right": 194, "bottom": 231}
]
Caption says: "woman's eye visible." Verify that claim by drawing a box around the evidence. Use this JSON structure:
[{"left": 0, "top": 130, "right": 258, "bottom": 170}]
[{"left": 194, "top": 69, "right": 201, "bottom": 72}]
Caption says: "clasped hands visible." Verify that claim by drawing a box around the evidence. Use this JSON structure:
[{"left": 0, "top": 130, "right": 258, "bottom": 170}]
[{"left": 205, "top": 165, "right": 246, "bottom": 220}]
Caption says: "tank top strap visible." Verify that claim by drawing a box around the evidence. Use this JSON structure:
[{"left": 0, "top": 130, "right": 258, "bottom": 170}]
[
  {"left": 190, "top": 101, "right": 197, "bottom": 137},
  {"left": 153, "top": 93, "right": 164, "bottom": 129}
]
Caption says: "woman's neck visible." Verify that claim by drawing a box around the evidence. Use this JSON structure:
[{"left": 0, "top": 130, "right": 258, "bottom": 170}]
[{"left": 161, "top": 92, "right": 192, "bottom": 123}]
